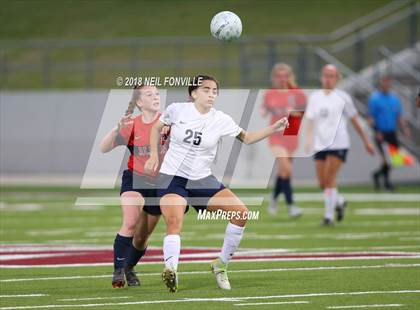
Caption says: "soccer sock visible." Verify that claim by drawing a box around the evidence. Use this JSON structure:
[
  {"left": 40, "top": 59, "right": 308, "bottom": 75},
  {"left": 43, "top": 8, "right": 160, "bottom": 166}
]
[
  {"left": 125, "top": 245, "right": 147, "bottom": 268},
  {"left": 113, "top": 234, "right": 133, "bottom": 269},
  {"left": 324, "top": 188, "right": 337, "bottom": 221},
  {"left": 281, "top": 178, "right": 294, "bottom": 206},
  {"left": 219, "top": 223, "right": 245, "bottom": 264},
  {"left": 163, "top": 234, "right": 181, "bottom": 271},
  {"left": 273, "top": 177, "right": 283, "bottom": 200}
]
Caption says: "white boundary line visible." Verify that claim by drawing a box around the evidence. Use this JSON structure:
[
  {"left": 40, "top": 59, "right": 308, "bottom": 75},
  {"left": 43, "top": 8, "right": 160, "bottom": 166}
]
[
  {"left": 327, "top": 304, "right": 404, "bottom": 309},
  {"left": 2, "top": 254, "right": 420, "bottom": 268},
  {"left": 0, "top": 290, "right": 418, "bottom": 309},
  {"left": 1, "top": 263, "right": 419, "bottom": 283},
  {"left": 234, "top": 301, "right": 309, "bottom": 306},
  {"left": 0, "top": 294, "right": 47, "bottom": 298}
]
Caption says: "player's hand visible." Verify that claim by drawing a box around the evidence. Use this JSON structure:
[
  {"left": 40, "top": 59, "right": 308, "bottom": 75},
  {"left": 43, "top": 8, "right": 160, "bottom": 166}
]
[
  {"left": 161, "top": 125, "right": 171, "bottom": 136},
  {"left": 145, "top": 155, "right": 159, "bottom": 175},
  {"left": 118, "top": 114, "right": 134, "bottom": 130},
  {"left": 272, "top": 117, "right": 289, "bottom": 132},
  {"left": 365, "top": 142, "right": 375, "bottom": 155}
]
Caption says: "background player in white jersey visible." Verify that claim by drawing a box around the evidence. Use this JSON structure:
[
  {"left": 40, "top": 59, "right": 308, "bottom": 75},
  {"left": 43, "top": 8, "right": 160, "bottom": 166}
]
[
  {"left": 305, "top": 65, "right": 374, "bottom": 226},
  {"left": 145, "top": 75, "right": 289, "bottom": 292}
]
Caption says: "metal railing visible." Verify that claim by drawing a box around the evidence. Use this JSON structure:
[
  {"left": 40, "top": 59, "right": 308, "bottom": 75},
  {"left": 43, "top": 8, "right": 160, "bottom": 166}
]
[{"left": 0, "top": 0, "right": 418, "bottom": 89}]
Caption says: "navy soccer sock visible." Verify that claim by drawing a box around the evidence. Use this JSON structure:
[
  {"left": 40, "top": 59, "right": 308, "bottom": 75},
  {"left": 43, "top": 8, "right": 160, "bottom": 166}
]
[
  {"left": 113, "top": 234, "right": 133, "bottom": 269},
  {"left": 273, "top": 177, "right": 283, "bottom": 199},
  {"left": 281, "top": 178, "right": 294, "bottom": 206},
  {"left": 126, "top": 245, "right": 147, "bottom": 268}
]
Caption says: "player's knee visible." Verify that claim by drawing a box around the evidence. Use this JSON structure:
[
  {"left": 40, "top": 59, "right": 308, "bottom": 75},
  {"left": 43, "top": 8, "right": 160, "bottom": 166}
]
[
  {"left": 133, "top": 236, "right": 148, "bottom": 250},
  {"left": 121, "top": 220, "right": 137, "bottom": 235},
  {"left": 165, "top": 215, "right": 182, "bottom": 234}
]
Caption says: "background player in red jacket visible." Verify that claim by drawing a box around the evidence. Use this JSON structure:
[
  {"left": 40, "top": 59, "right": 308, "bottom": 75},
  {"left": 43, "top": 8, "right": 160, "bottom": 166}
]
[
  {"left": 100, "top": 84, "right": 168, "bottom": 288},
  {"left": 261, "top": 63, "right": 306, "bottom": 218}
]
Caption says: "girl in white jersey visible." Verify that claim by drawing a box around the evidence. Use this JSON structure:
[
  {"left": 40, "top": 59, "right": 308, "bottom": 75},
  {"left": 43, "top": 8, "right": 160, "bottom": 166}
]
[
  {"left": 305, "top": 65, "right": 374, "bottom": 225},
  {"left": 145, "top": 75, "right": 288, "bottom": 292}
]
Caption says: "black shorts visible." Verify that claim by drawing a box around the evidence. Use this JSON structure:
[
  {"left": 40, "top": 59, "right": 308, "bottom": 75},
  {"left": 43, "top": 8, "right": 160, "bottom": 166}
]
[
  {"left": 120, "top": 169, "right": 161, "bottom": 216},
  {"left": 156, "top": 173, "right": 226, "bottom": 212},
  {"left": 314, "top": 149, "right": 348, "bottom": 163},
  {"left": 375, "top": 131, "right": 399, "bottom": 157}
]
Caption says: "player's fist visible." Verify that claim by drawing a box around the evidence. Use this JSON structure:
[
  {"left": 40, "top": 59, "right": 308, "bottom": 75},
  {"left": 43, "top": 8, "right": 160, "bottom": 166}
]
[
  {"left": 118, "top": 114, "right": 134, "bottom": 129},
  {"left": 272, "top": 117, "right": 289, "bottom": 132}
]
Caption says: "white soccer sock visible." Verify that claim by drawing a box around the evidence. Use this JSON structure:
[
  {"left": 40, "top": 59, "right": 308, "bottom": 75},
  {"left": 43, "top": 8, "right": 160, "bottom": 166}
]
[
  {"left": 219, "top": 223, "right": 245, "bottom": 264},
  {"left": 324, "top": 188, "right": 337, "bottom": 220},
  {"left": 163, "top": 234, "right": 181, "bottom": 271}
]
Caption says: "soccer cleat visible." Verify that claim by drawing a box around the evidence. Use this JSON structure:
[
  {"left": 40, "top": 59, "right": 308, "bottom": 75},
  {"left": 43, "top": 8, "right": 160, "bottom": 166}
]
[
  {"left": 112, "top": 268, "right": 125, "bottom": 288},
  {"left": 268, "top": 197, "right": 279, "bottom": 216},
  {"left": 335, "top": 200, "right": 347, "bottom": 222},
  {"left": 210, "top": 258, "right": 231, "bottom": 290},
  {"left": 321, "top": 218, "right": 334, "bottom": 226},
  {"left": 288, "top": 205, "right": 302, "bottom": 218},
  {"left": 124, "top": 267, "right": 140, "bottom": 287},
  {"left": 162, "top": 268, "right": 178, "bottom": 292}
]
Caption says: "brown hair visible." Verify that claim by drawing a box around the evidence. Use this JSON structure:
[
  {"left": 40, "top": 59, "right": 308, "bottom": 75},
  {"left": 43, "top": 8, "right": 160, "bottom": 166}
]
[
  {"left": 271, "top": 63, "right": 297, "bottom": 88},
  {"left": 188, "top": 75, "right": 219, "bottom": 97},
  {"left": 126, "top": 84, "right": 144, "bottom": 116}
]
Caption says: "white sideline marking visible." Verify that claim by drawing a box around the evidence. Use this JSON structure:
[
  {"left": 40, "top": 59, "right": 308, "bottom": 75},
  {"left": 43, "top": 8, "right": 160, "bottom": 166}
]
[
  {"left": 2, "top": 254, "right": 420, "bottom": 269},
  {"left": 234, "top": 301, "right": 309, "bottom": 306},
  {"left": 1, "top": 263, "right": 419, "bottom": 283},
  {"left": 0, "top": 290, "right": 418, "bottom": 309},
  {"left": 355, "top": 208, "right": 420, "bottom": 216},
  {"left": 293, "top": 193, "right": 420, "bottom": 202},
  {"left": 327, "top": 304, "right": 404, "bottom": 309},
  {"left": 0, "top": 294, "right": 47, "bottom": 298},
  {"left": 58, "top": 296, "right": 131, "bottom": 301}
]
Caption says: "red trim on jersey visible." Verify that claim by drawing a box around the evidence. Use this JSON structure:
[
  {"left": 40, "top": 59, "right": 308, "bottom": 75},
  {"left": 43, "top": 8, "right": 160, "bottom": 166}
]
[{"left": 115, "top": 114, "right": 168, "bottom": 177}]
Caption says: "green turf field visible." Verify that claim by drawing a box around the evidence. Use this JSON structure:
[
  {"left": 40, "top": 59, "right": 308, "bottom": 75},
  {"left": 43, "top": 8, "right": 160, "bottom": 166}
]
[{"left": 0, "top": 185, "right": 419, "bottom": 309}]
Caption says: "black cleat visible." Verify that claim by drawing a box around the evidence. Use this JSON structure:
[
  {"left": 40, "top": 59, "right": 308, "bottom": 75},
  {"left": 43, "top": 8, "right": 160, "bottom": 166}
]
[
  {"left": 124, "top": 267, "right": 140, "bottom": 287},
  {"left": 335, "top": 200, "right": 347, "bottom": 222},
  {"left": 321, "top": 218, "right": 334, "bottom": 226},
  {"left": 112, "top": 268, "right": 125, "bottom": 288}
]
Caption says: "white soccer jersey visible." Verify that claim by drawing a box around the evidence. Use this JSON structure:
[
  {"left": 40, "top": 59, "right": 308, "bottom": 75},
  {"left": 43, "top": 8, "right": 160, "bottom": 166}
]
[
  {"left": 159, "top": 102, "right": 242, "bottom": 180},
  {"left": 305, "top": 89, "right": 357, "bottom": 151}
]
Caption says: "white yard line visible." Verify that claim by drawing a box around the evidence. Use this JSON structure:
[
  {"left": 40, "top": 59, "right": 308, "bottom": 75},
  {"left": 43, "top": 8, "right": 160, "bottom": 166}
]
[
  {"left": 0, "top": 294, "right": 47, "bottom": 298},
  {"left": 1, "top": 263, "right": 419, "bottom": 282},
  {"left": 0, "top": 290, "right": 418, "bottom": 309},
  {"left": 234, "top": 301, "right": 309, "bottom": 306},
  {"left": 58, "top": 296, "right": 131, "bottom": 301},
  {"left": 327, "top": 304, "right": 404, "bottom": 309}
]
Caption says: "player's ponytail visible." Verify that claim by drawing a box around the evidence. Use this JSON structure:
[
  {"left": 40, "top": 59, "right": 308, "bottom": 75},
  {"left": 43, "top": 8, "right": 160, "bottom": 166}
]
[{"left": 125, "top": 84, "right": 144, "bottom": 116}]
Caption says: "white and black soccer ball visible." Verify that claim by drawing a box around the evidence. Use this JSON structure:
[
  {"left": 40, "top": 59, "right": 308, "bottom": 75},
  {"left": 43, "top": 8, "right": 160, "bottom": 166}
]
[{"left": 210, "top": 11, "right": 242, "bottom": 41}]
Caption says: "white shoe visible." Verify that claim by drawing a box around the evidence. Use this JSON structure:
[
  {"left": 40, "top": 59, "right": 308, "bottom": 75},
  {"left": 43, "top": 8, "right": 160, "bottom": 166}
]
[
  {"left": 268, "top": 197, "right": 279, "bottom": 216},
  {"left": 288, "top": 205, "right": 302, "bottom": 218},
  {"left": 210, "top": 258, "right": 231, "bottom": 290}
]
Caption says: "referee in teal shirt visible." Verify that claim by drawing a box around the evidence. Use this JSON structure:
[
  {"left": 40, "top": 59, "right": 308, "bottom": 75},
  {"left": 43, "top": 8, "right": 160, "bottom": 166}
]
[{"left": 368, "top": 75, "right": 411, "bottom": 191}]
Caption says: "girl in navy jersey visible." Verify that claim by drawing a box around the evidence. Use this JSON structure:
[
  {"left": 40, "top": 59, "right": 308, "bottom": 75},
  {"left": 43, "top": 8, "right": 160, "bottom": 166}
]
[
  {"left": 100, "top": 84, "right": 168, "bottom": 288},
  {"left": 145, "top": 75, "right": 289, "bottom": 292}
]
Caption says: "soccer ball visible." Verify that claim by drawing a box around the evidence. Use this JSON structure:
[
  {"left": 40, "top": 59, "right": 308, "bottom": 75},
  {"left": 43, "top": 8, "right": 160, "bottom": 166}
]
[{"left": 210, "top": 11, "right": 242, "bottom": 41}]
